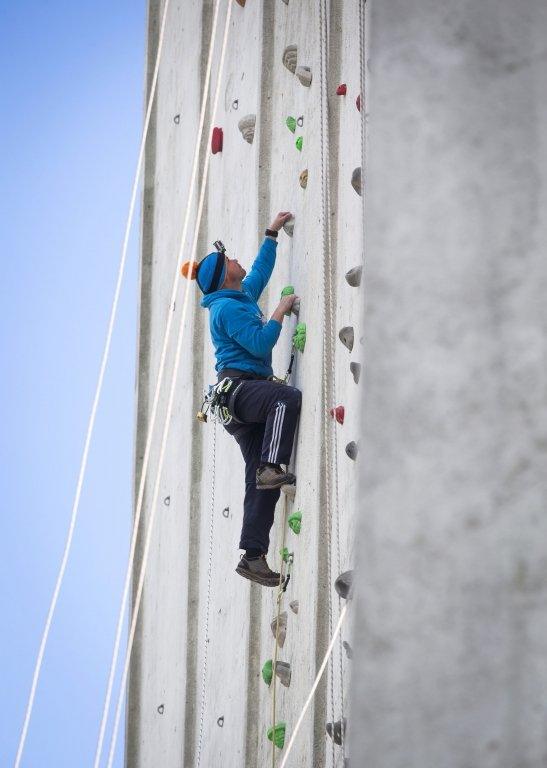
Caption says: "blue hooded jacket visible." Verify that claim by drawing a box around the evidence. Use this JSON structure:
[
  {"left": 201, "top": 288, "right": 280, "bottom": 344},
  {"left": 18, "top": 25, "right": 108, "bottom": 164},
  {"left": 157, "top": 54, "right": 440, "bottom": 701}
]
[{"left": 201, "top": 237, "right": 282, "bottom": 377}]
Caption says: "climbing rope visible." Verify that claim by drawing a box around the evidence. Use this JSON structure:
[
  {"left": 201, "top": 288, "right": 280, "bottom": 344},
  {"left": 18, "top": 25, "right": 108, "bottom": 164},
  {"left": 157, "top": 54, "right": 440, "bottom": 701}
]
[
  {"left": 13, "top": 2, "right": 174, "bottom": 766},
  {"left": 196, "top": 423, "right": 217, "bottom": 768},
  {"left": 270, "top": 494, "right": 290, "bottom": 768},
  {"left": 318, "top": 0, "right": 347, "bottom": 763},
  {"left": 93, "top": 0, "right": 224, "bottom": 763},
  {"left": 279, "top": 604, "right": 349, "bottom": 768},
  {"left": 96, "top": 4, "right": 233, "bottom": 767}
]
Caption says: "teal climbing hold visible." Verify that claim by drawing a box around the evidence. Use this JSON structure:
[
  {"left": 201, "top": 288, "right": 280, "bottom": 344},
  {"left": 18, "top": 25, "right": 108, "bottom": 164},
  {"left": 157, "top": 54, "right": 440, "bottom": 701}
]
[
  {"left": 286, "top": 116, "right": 297, "bottom": 133},
  {"left": 262, "top": 659, "right": 273, "bottom": 686},
  {"left": 296, "top": 136, "right": 303, "bottom": 151},
  {"left": 293, "top": 322, "right": 306, "bottom": 352},
  {"left": 279, "top": 546, "right": 292, "bottom": 563},
  {"left": 267, "top": 722, "right": 286, "bottom": 749},
  {"left": 288, "top": 510, "right": 302, "bottom": 534}
]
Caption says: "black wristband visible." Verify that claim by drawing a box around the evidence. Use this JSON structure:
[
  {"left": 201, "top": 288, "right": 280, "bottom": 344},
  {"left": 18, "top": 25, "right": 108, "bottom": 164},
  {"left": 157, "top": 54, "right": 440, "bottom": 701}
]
[{"left": 265, "top": 228, "right": 278, "bottom": 237}]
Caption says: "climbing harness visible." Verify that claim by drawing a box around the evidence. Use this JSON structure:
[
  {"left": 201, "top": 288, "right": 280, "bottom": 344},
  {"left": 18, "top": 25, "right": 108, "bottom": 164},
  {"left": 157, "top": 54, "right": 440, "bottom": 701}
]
[{"left": 197, "top": 377, "right": 244, "bottom": 425}]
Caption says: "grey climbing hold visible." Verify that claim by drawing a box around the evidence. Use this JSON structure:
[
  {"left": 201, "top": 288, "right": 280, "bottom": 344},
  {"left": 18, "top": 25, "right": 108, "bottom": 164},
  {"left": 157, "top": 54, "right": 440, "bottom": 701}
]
[
  {"left": 276, "top": 660, "right": 291, "bottom": 688},
  {"left": 282, "top": 44, "right": 298, "bottom": 74},
  {"left": 345, "top": 265, "right": 362, "bottom": 287},
  {"left": 351, "top": 167, "right": 362, "bottom": 196},
  {"left": 164, "top": 496, "right": 170, "bottom": 506},
  {"left": 217, "top": 715, "right": 224, "bottom": 727},
  {"left": 173, "top": 114, "right": 180, "bottom": 125},
  {"left": 326, "top": 717, "right": 346, "bottom": 746},
  {"left": 270, "top": 611, "right": 287, "bottom": 648},
  {"left": 335, "top": 570, "right": 354, "bottom": 600},
  {"left": 296, "top": 115, "right": 304, "bottom": 127},
  {"left": 238, "top": 114, "right": 256, "bottom": 144},
  {"left": 157, "top": 704, "right": 164, "bottom": 714},
  {"left": 281, "top": 484, "right": 296, "bottom": 501},
  {"left": 281, "top": 0, "right": 289, "bottom": 4},
  {"left": 345, "top": 441, "right": 358, "bottom": 461},
  {"left": 349, "top": 362, "right": 361, "bottom": 384},
  {"left": 283, "top": 216, "right": 295, "bottom": 237},
  {"left": 342, "top": 640, "right": 353, "bottom": 659},
  {"left": 339, "top": 326, "right": 354, "bottom": 352},
  {"left": 295, "top": 66, "right": 312, "bottom": 87},
  {"left": 289, "top": 599, "right": 299, "bottom": 614},
  {"left": 222, "top": 506, "right": 230, "bottom": 518}
]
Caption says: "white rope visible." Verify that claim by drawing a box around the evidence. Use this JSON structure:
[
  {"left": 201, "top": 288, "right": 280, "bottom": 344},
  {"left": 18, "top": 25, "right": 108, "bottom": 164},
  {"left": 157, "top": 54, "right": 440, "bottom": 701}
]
[
  {"left": 279, "top": 604, "right": 348, "bottom": 768},
  {"left": 104, "top": 4, "right": 233, "bottom": 765},
  {"left": 195, "top": 423, "right": 217, "bottom": 767},
  {"left": 91, "top": 1, "right": 223, "bottom": 764},
  {"left": 13, "top": 2, "right": 173, "bottom": 766},
  {"left": 318, "top": 0, "right": 339, "bottom": 764}
]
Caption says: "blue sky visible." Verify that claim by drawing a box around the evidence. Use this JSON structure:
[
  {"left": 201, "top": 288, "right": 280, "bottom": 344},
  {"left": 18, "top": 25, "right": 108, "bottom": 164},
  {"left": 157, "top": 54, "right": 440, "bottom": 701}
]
[{"left": 0, "top": 0, "right": 145, "bottom": 765}]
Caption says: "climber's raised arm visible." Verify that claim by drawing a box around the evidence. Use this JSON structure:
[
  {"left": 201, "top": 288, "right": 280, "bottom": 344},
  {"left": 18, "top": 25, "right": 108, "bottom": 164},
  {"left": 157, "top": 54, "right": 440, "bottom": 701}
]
[{"left": 242, "top": 211, "right": 293, "bottom": 301}]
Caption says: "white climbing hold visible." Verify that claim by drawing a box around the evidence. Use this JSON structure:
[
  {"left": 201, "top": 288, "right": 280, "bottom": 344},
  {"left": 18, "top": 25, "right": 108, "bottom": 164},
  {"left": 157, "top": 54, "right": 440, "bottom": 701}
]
[
  {"left": 289, "top": 600, "right": 299, "bottom": 614},
  {"left": 282, "top": 44, "right": 298, "bottom": 74},
  {"left": 283, "top": 216, "right": 295, "bottom": 237},
  {"left": 281, "top": 483, "right": 296, "bottom": 501},
  {"left": 345, "top": 265, "right": 362, "bottom": 287},
  {"left": 351, "top": 167, "right": 362, "bottom": 196},
  {"left": 238, "top": 114, "right": 256, "bottom": 144},
  {"left": 339, "top": 326, "right": 354, "bottom": 352},
  {"left": 295, "top": 66, "right": 312, "bottom": 87},
  {"left": 271, "top": 611, "right": 287, "bottom": 648}
]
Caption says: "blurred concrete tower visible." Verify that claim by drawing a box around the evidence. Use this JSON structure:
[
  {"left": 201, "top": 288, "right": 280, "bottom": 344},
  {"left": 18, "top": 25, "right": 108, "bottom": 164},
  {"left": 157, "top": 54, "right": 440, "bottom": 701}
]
[{"left": 128, "top": 0, "right": 547, "bottom": 766}]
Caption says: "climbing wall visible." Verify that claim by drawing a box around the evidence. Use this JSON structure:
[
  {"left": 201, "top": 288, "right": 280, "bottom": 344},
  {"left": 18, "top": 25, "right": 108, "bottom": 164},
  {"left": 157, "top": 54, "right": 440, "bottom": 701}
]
[{"left": 129, "top": 1, "right": 366, "bottom": 766}]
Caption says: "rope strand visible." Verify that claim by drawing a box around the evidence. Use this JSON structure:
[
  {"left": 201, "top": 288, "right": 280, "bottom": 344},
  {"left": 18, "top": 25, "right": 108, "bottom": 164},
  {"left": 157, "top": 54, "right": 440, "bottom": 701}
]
[
  {"left": 13, "top": 1, "right": 174, "bottom": 765},
  {"left": 92, "top": 2, "right": 224, "bottom": 765},
  {"left": 104, "top": 5, "right": 233, "bottom": 765}
]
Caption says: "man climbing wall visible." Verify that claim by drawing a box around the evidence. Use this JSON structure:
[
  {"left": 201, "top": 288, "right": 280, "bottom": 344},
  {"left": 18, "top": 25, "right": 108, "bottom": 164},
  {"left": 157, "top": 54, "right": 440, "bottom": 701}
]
[{"left": 181, "top": 211, "right": 302, "bottom": 587}]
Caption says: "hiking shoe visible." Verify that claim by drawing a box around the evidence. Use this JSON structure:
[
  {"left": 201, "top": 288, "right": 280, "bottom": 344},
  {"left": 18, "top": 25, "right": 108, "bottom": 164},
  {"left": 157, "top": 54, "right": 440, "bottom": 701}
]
[
  {"left": 256, "top": 464, "right": 296, "bottom": 490},
  {"left": 235, "top": 554, "right": 282, "bottom": 588}
]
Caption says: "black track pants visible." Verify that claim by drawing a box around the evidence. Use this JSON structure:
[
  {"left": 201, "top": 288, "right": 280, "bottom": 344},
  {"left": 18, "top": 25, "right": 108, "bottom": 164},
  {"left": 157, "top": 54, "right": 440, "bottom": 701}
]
[{"left": 223, "top": 380, "right": 302, "bottom": 552}]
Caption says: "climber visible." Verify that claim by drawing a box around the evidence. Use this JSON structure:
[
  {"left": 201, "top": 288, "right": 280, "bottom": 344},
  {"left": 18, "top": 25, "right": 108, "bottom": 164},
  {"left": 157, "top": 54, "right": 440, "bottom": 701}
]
[{"left": 181, "top": 212, "right": 301, "bottom": 588}]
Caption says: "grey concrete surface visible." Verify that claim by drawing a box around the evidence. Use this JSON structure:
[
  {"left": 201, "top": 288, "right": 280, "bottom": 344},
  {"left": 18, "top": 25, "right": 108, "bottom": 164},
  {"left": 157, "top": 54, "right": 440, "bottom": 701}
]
[{"left": 351, "top": 1, "right": 547, "bottom": 766}]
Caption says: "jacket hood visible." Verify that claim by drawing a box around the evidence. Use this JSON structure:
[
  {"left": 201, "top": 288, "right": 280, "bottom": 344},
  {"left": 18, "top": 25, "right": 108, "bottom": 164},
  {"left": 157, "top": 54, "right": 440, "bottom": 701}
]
[{"left": 201, "top": 288, "right": 254, "bottom": 309}]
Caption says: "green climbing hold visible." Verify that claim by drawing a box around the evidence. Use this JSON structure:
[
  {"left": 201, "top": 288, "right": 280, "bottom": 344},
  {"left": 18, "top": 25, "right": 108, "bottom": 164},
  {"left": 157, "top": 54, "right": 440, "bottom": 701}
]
[
  {"left": 267, "top": 722, "right": 286, "bottom": 749},
  {"left": 286, "top": 116, "right": 296, "bottom": 133},
  {"left": 262, "top": 659, "right": 273, "bottom": 686},
  {"left": 281, "top": 285, "right": 295, "bottom": 297},
  {"left": 293, "top": 322, "right": 306, "bottom": 352},
  {"left": 279, "top": 546, "right": 291, "bottom": 563},
  {"left": 296, "top": 136, "right": 303, "bottom": 152},
  {"left": 288, "top": 510, "right": 302, "bottom": 534}
]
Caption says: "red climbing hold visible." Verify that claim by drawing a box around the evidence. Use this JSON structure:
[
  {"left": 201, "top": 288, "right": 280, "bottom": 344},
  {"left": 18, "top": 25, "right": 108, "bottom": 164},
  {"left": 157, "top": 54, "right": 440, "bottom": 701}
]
[
  {"left": 356, "top": 94, "right": 362, "bottom": 112},
  {"left": 336, "top": 83, "right": 347, "bottom": 96},
  {"left": 330, "top": 405, "right": 345, "bottom": 425},
  {"left": 211, "top": 127, "right": 223, "bottom": 154}
]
